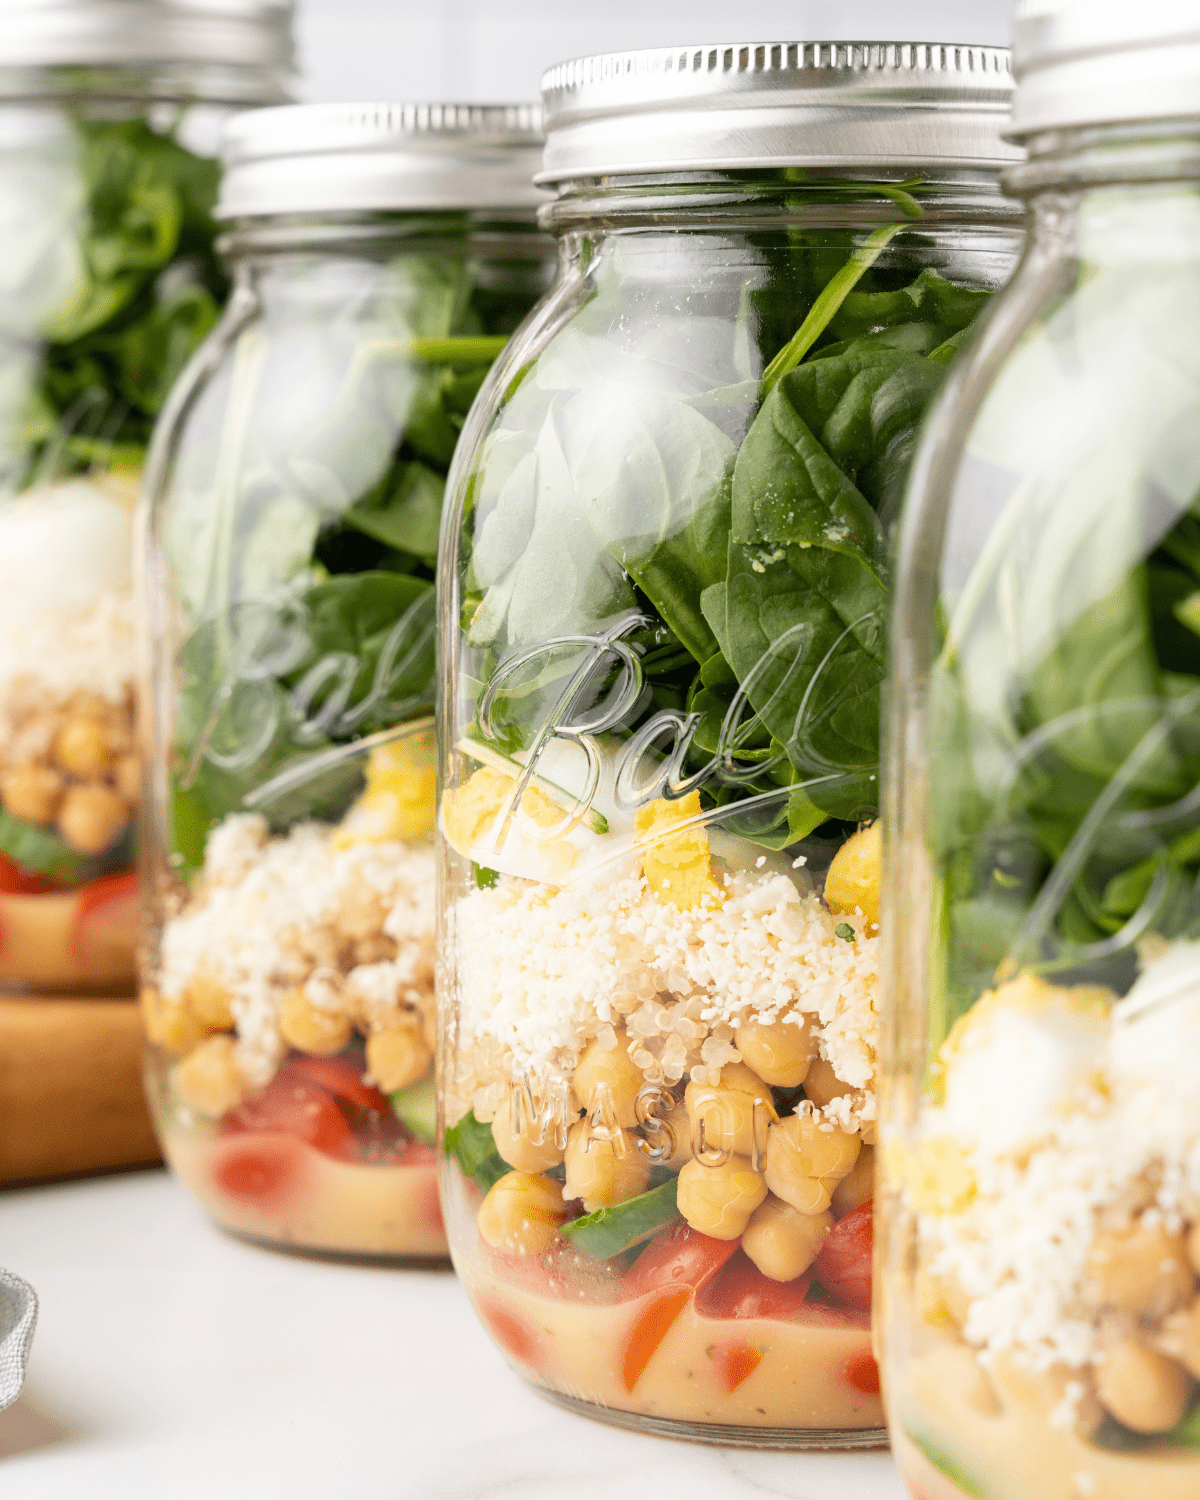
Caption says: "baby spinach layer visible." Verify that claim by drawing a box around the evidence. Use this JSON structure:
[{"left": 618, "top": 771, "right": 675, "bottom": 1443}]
[{"left": 460, "top": 188, "right": 994, "bottom": 852}]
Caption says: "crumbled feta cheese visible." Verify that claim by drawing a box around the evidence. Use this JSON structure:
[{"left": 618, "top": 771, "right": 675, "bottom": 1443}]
[
  {"left": 446, "top": 864, "right": 879, "bottom": 1128},
  {"left": 160, "top": 813, "right": 434, "bottom": 1086}
]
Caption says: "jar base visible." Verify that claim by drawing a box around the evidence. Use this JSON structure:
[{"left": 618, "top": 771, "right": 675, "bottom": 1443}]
[
  {"left": 535, "top": 1385, "right": 889, "bottom": 1450},
  {"left": 221, "top": 1222, "right": 451, "bottom": 1270}
]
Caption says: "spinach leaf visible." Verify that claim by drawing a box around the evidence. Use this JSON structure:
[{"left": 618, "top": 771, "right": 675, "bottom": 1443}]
[
  {"left": 444, "top": 1110, "right": 508, "bottom": 1192},
  {"left": 36, "top": 118, "right": 226, "bottom": 471},
  {"left": 557, "top": 383, "right": 735, "bottom": 663},
  {"left": 345, "top": 459, "right": 444, "bottom": 562}
]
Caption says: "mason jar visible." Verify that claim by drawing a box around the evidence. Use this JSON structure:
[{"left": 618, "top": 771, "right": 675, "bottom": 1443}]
[
  {"left": 437, "top": 41, "right": 1023, "bottom": 1444},
  {"left": 139, "top": 104, "right": 551, "bottom": 1259},
  {"left": 0, "top": 1, "right": 293, "bottom": 993},
  {"left": 879, "top": 5, "right": 1200, "bottom": 1496}
]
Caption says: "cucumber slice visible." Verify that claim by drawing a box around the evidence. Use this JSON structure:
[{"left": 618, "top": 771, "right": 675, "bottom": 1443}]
[
  {"left": 456, "top": 737, "right": 608, "bottom": 834},
  {"left": 390, "top": 1071, "right": 436, "bottom": 1145},
  {"left": 562, "top": 1178, "right": 680, "bottom": 1260},
  {"left": 443, "top": 1109, "right": 508, "bottom": 1191},
  {"left": 904, "top": 1429, "right": 988, "bottom": 1498}
]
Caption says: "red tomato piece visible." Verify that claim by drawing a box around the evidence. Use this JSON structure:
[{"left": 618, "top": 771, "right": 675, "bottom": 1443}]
[
  {"left": 398, "top": 1143, "right": 437, "bottom": 1167},
  {"left": 621, "top": 1219, "right": 739, "bottom": 1300},
  {"left": 812, "top": 1199, "right": 873, "bottom": 1312},
  {"left": 281, "top": 1054, "right": 392, "bottom": 1115},
  {"left": 695, "top": 1250, "right": 814, "bottom": 1321},
  {"left": 70, "top": 870, "right": 139, "bottom": 965},
  {"left": 0, "top": 853, "right": 62, "bottom": 896},
  {"left": 224, "top": 1079, "right": 358, "bottom": 1160},
  {"left": 712, "top": 1340, "right": 763, "bottom": 1392},
  {"left": 623, "top": 1287, "right": 690, "bottom": 1393},
  {"left": 618, "top": 1222, "right": 739, "bottom": 1393},
  {"left": 477, "top": 1297, "right": 539, "bottom": 1368},
  {"left": 213, "top": 1137, "right": 305, "bottom": 1206},
  {"left": 844, "top": 1349, "right": 880, "bottom": 1394}
]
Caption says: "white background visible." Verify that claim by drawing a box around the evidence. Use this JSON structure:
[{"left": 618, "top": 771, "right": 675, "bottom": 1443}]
[{"left": 294, "top": 0, "right": 1014, "bottom": 105}]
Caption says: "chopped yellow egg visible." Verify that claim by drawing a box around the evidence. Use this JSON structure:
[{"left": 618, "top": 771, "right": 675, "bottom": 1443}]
[
  {"left": 940, "top": 971, "right": 1112, "bottom": 1076},
  {"left": 893, "top": 1135, "right": 977, "bottom": 1215},
  {"left": 824, "top": 820, "right": 882, "bottom": 930},
  {"left": 635, "top": 790, "right": 719, "bottom": 911},
  {"left": 441, "top": 764, "right": 576, "bottom": 880},
  {"left": 335, "top": 729, "right": 436, "bottom": 847}
]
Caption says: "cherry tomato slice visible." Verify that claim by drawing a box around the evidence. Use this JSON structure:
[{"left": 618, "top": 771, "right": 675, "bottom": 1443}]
[
  {"left": 619, "top": 1221, "right": 739, "bottom": 1393},
  {"left": 0, "top": 853, "right": 62, "bottom": 896},
  {"left": 213, "top": 1137, "right": 305, "bottom": 1205},
  {"left": 280, "top": 1054, "right": 393, "bottom": 1114},
  {"left": 224, "top": 1079, "right": 358, "bottom": 1161},
  {"left": 845, "top": 1349, "right": 880, "bottom": 1394},
  {"left": 812, "top": 1198, "right": 873, "bottom": 1312},
  {"left": 71, "top": 870, "right": 139, "bottom": 966},
  {"left": 623, "top": 1288, "right": 690, "bottom": 1393},
  {"left": 695, "top": 1249, "right": 814, "bottom": 1320},
  {"left": 712, "top": 1340, "right": 763, "bottom": 1392},
  {"left": 621, "top": 1219, "right": 739, "bottom": 1300}
]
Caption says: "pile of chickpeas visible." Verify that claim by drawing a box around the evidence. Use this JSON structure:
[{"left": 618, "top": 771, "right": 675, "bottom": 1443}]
[
  {"left": 1082, "top": 1214, "right": 1200, "bottom": 1435},
  {"left": 474, "top": 1013, "right": 876, "bottom": 1276},
  {"left": 0, "top": 687, "right": 138, "bottom": 857},
  {"left": 146, "top": 948, "right": 434, "bottom": 1123}
]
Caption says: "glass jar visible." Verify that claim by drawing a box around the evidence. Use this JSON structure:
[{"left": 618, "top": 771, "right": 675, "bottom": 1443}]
[
  {"left": 139, "top": 103, "right": 551, "bottom": 1260},
  {"left": 0, "top": 0, "right": 293, "bottom": 992},
  {"left": 879, "top": 5, "right": 1200, "bottom": 1497},
  {"left": 437, "top": 42, "right": 1023, "bottom": 1444}
]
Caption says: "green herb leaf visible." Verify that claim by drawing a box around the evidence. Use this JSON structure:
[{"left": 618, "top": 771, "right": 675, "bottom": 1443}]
[{"left": 444, "top": 1110, "right": 508, "bottom": 1192}]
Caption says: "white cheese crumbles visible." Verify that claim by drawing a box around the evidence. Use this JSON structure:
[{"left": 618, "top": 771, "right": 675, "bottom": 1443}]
[
  {"left": 446, "top": 863, "right": 879, "bottom": 1130},
  {"left": 914, "top": 948, "right": 1200, "bottom": 1378},
  {"left": 0, "top": 591, "right": 135, "bottom": 742},
  {"left": 160, "top": 812, "right": 435, "bottom": 1087}
]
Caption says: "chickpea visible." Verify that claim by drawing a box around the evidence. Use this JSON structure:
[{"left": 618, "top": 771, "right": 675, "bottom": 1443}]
[
  {"left": 802, "top": 1056, "right": 852, "bottom": 1109},
  {"left": 823, "top": 820, "right": 881, "bottom": 930},
  {"left": 477, "top": 1171, "right": 567, "bottom": 1256},
  {"left": 1084, "top": 1220, "right": 1195, "bottom": 1317},
  {"left": 764, "top": 1111, "right": 860, "bottom": 1215},
  {"left": 645, "top": 1099, "right": 693, "bottom": 1171},
  {"left": 115, "top": 753, "right": 141, "bottom": 807},
  {"left": 684, "top": 1061, "right": 777, "bottom": 1159},
  {"left": 563, "top": 1118, "right": 652, "bottom": 1211},
  {"left": 912, "top": 1343, "right": 1001, "bottom": 1420},
  {"left": 57, "top": 782, "right": 128, "bottom": 855},
  {"left": 676, "top": 1154, "right": 767, "bottom": 1239},
  {"left": 1096, "top": 1339, "right": 1193, "bottom": 1434},
  {"left": 736, "top": 1013, "right": 818, "bottom": 1088},
  {"left": 141, "top": 985, "right": 207, "bottom": 1055},
  {"left": 572, "top": 1029, "right": 642, "bottom": 1128},
  {"left": 1188, "top": 1222, "right": 1200, "bottom": 1277},
  {"left": 183, "top": 970, "right": 235, "bottom": 1030},
  {"left": 278, "top": 986, "right": 353, "bottom": 1057},
  {"left": 0, "top": 763, "right": 63, "bottom": 824},
  {"left": 743, "top": 1195, "right": 833, "bottom": 1282},
  {"left": 831, "top": 1144, "right": 875, "bottom": 1217},
  {"left": 366, "top": 1023, "right": 431, "bottom": 1091},
  {"left": 54, "top": 716, "right": 113, "bottom": 778},
  {"left": 1164, "top": 1298, "right": 1200, "bottom": 1379},
  {"left": 175, "top": 1035, "right": 246, "bottom": 1118},
  {"left": 491, "top": 1092, "right": 566, "bottom": 1174}
]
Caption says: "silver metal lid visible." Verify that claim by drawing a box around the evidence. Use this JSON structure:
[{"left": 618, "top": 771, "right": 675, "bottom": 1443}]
[
  {"left": 0, "top": 1, "right": 294, "bottom": 98},
  {"left": 217, "top": 101, "right": 547, "bottom": 219},
  {"left": 1010, "top": 0, "right": 1200, "bottom": 137},
  {"left": 539, "top": 41, "right": 1020, "bottom": 182}
]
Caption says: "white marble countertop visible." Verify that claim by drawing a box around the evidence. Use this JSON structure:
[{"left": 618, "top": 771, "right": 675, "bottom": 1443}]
[{"left": 0, "top": 1170, "right": 908, "bottom": 1499}]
